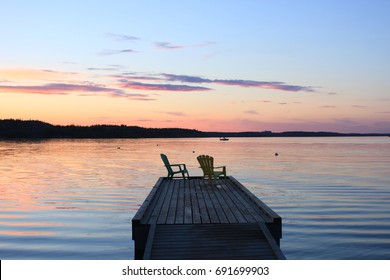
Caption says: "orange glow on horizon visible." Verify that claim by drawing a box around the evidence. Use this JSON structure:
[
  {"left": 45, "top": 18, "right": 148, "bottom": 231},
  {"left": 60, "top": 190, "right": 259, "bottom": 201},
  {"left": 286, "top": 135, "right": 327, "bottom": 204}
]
[{"left": 1, "top": 66, "right": 389, "bottom": 133}]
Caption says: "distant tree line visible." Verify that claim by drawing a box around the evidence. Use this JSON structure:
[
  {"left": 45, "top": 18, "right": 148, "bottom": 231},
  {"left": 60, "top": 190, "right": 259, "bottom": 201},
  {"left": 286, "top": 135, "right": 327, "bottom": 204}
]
[
  {"left": 0, "top": 119, "right": 387, "bottom": 139},
  {"left": 0, "top": 119, "right": 204, "bottom": 138}
]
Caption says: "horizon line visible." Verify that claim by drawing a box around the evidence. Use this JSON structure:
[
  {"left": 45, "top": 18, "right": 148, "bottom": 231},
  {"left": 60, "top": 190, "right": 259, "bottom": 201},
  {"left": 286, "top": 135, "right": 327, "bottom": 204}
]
[{"left": 1, "top": 118, "right": 389, "bottom": 135}]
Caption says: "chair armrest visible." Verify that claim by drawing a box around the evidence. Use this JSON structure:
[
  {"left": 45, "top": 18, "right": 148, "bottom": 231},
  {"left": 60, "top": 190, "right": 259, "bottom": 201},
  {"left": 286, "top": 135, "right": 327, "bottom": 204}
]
[
  {"left": 170, "top": 163, "right": 186, "bottom": 170},
  {"left": 214, "top": 166, "right": 226, "bottom": 175},
  {"left": 214, "top": 166, "right": 226, "bottom": 169}
]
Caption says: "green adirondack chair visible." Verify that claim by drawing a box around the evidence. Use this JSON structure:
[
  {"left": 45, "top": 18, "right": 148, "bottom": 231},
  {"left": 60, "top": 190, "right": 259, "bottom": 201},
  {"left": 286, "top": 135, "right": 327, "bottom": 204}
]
[
  {"left": 197, "top": 155, "right": 226, "bottom": 183},
  {"left": 160, "top": 154, "right": 189, "bottom": 179}
]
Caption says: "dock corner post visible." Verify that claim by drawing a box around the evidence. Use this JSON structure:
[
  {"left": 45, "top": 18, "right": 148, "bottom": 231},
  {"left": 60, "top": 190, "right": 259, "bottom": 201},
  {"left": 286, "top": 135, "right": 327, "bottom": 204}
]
[
  {"left": 132, "top": 224, "right": 150, "bottom": 260},
  {"left": 266, "top": 218, "right": 282, "bottom": 247}
]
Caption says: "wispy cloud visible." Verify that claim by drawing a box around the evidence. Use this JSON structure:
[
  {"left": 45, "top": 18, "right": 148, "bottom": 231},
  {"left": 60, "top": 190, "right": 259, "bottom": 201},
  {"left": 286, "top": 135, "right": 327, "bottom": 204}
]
[
  {"left": 155, "top": 42, "right": 186, "bottom": 50},
  {"left": 159, "top": 73, "right": 314, "bottom": 92},
  {"left": 106, "top": 33, "right": 140, "bottom": 41},
  {"left": 0, "top": 82, "right": 154, "bottom": 101},
  {"left": 351, "top": 105, "right": 367, "bottom": 108},
  {"left": 154, "top": 41, "right": 213, "bottom": 50},
  {"left": 213, "top": 79, "right": 314, "bottom": 92},
  {"left": 108, "top": 91, "right": 155, "bottom": 101},
  {"left": 119, "top": 81, "right": 211, "bottom": 92},
  {"left": 87, "top": 66, "right": 124, "bottom": 71},
  {"left": 2, "top": 68, "right": 317, "bottom": 104},
  {"left": 99, "top": 49, "right": 138, "bottom": 56},
  {"left": 0, "top": 83, "right": 108, "bottom": 95},
  {"left": 243, "top": 110, "right": 259, "bottom": 115},
  {"left": 163, "top": 74, "right": 211, "bottom": 83},
  {"left": 162, "top": 111, "right": 187, "bottom": 116},
  {"left": 112, "top": 74, "right": 162, "bottom": 82}
]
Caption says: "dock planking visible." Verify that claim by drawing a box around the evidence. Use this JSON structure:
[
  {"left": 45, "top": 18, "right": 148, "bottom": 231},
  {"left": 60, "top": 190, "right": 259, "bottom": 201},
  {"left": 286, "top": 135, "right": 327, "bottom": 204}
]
[{"left": 132, "top": 176, "right": 285, "bottom": 260}]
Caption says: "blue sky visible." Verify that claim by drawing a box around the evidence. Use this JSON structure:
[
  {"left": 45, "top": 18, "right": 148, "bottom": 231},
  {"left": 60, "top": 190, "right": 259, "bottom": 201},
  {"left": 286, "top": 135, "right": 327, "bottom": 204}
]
[{"left": 1, "top": 0, "right": 389, "bottom": 132}]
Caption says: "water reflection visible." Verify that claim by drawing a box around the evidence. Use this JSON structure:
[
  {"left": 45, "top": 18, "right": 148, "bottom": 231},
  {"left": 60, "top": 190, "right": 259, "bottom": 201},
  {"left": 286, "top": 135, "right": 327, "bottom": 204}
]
[
  {"left": 0, "top": 137, "right": 389, "bottom": 259},
  {"left": 0, "top": 230, "right": 56, "bottom": 236}
]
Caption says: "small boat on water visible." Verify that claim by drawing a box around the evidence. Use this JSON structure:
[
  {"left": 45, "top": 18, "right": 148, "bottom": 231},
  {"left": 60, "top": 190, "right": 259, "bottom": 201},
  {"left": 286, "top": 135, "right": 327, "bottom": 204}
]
[{"left": 219, "top": 137, "right": 229, "bottom": 141}]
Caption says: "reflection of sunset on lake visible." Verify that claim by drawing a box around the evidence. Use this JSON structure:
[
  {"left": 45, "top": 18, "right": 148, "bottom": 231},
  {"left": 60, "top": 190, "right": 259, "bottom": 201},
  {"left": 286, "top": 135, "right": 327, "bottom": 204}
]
[
  {"left": 1, "top": 137, "right": 390, "bottom": 259},
  {"left": 0, "top": 221, "right": 61, "bottom": 227},
  {"left": 0, "top": 230, "right": 56, "bottom": 237}
]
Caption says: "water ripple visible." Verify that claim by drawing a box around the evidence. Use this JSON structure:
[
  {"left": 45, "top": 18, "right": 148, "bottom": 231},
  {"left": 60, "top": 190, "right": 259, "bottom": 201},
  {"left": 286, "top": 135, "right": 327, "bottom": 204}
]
[{"left": 1, "top": 137, "right": 389, "bottom": 259}]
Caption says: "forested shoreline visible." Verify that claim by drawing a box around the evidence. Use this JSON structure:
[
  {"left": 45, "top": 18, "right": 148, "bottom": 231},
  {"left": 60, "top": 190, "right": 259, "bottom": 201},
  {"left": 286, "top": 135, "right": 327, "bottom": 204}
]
[{"left": 0, "top": 119, "right": 387, "bottom": 139}]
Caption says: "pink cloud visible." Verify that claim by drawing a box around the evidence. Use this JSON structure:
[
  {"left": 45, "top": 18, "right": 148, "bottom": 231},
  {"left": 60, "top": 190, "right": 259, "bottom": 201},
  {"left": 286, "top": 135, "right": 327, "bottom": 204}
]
[
  {"left": 111, "top": 74, "right": 162, "bottom": 82},
  {"left": 319, "top": 105, "right": 337, "bottom": 108},
  {"left": 119, "top": 81, "right": 211, "bottom": 92},
  {"left": 162, "top": 111, "right": 187, "bottom": 116},
  {"left": 0, "top": 83, "right": 84, "bottom": 95},
  {"left": 243, "top": 110, "right": 259, "bottom": 115},
  {"left": 213, "top": 79, "right": 314, "bottom": 92},
  {"left": 106, "top": 91, "right": 155, "bottom": 101},
  {"left": 0, "top": 83, "right": 154, "bottom": 100},
  {"left": 145, "top": 73, "right": 314, "bottom": 92}
]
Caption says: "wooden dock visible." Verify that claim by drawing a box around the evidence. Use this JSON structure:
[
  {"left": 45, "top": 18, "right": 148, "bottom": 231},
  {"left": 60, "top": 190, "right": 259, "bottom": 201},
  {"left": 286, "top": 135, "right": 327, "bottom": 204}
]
[{"left": 132, "top": 176, "right": 285, "bottom": 260}]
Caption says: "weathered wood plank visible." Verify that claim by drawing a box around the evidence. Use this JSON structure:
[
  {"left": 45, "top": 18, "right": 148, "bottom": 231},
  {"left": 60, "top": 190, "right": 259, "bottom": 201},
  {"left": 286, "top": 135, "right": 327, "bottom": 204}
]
[
  {"left": 133, "top": 176, "right": 284, "bottom": 260},
  {"left": 190, "top": 178, "right": 202, "bottom": 224},
  {"left": 198, "top": 180, "right": 220, "bottom": 223},
  {"left": 146, "top": 223, "right": 285, "bottom": 260},
  {"left": 217, "top": 181, "right": 248, "bottom": 223},
  {"left": 157, "top": 179, "right": 175, "bottom": 224},
  {"left": 257, "top": 222, "right": 286, "bottom": 260},
  {"left": 166, "top": 180, "right": 179, "bottom": 224},
  {"left": 142, "top": 223, "right": 156, "bottom": 260},
  {"left": 229, "top": 176, "right": 280, "bottom": 222},
  {"left": 194, "top": 178, "right": 211, "bottom": 223},
  {"left": 227, "top": 176, "right": 282, "bottom": 242},
  {"left": 184, "top": 179, "right": 193, "bottom": 224},
  {"left": 204, "top": 181, "right": 230, "bottom": 223},
  {"left": 209, "top": 183, "right": 239, "bottom": 223},
  {"left": 133, "top": 177, "right": 164, "bottom": 225},
  {"left": 147, "top": 178, "right": 171, "bottom": 224},
  {"left": 220, "top": 180, "right": 260, "bottom": 223},
  {"left": 174, "top": 179, "right": 185, "bottom": 224}
]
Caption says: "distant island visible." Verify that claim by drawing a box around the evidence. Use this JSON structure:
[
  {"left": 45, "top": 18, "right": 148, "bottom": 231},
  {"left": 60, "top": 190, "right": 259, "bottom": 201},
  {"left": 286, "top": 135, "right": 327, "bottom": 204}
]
[{"left": 0, "top": 119, "right": 388, "bottom": 139}]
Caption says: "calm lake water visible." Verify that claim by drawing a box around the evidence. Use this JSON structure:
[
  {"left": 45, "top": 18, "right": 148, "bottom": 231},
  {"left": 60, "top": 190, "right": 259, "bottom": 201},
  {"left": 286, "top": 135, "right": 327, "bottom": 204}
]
[{"left": 0, "top": 137, "right": 389, "bottom": 260}]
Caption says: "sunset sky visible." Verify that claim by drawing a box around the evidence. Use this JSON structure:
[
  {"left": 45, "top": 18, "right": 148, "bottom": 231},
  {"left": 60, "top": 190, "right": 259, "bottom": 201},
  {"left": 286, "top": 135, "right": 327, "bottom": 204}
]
[{"left": 1, "top": 0, "right": 389, "bottom": 133}]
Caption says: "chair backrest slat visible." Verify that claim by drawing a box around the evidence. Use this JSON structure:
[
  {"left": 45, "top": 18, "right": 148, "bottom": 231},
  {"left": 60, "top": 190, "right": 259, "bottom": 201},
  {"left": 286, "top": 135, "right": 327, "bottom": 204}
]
[
  {"left": 197, "top": 155, "right": 214, "bottom": 176},
  {"left": 160, "top": 154, "right": 174, "bottom": 173}
]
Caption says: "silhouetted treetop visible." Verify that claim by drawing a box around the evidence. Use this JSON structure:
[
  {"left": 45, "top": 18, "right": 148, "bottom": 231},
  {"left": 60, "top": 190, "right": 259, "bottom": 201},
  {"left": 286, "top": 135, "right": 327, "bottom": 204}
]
[{"left": 0, "top": 119, "right": 387, "bottom": 139}]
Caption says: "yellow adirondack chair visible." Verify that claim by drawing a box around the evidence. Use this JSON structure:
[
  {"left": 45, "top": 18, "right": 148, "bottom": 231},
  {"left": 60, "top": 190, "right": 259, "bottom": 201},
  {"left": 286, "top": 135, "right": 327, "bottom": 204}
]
[
  {"left": 160, "top": 154, "right": 189, "bottom": 179},
  {"left": 197, "top": 155, "right": 226, "bottom": 183}
]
